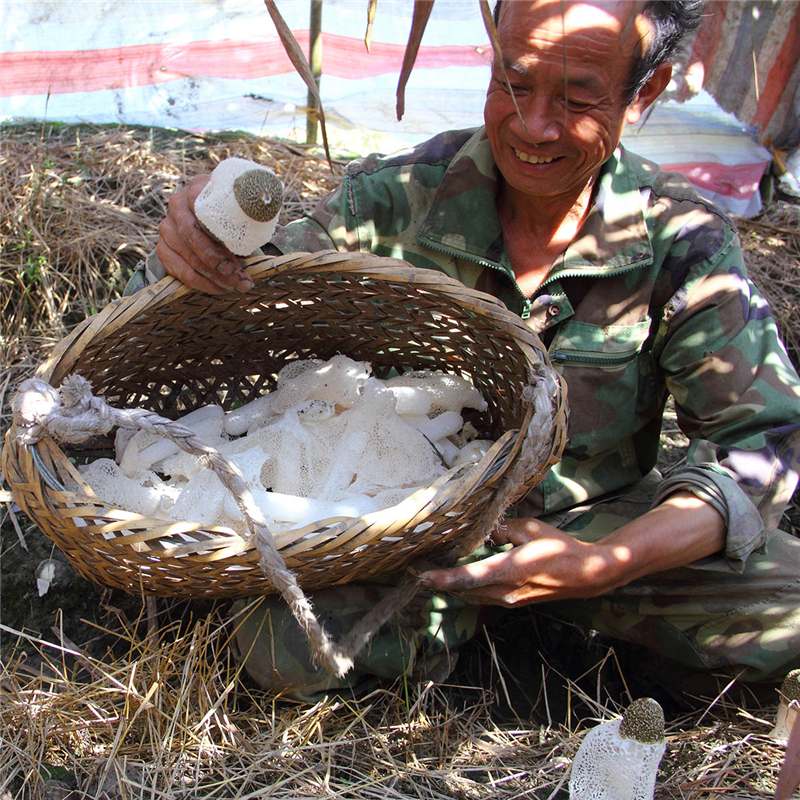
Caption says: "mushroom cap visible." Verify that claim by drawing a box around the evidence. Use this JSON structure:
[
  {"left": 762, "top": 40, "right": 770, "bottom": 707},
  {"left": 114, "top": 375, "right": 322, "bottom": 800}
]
[
  {"left": 233, "top": 169, "right": 284, "bottom": 222},
  {"left": 780, "top": 669, "right": 800, "bottom": 703},
  {"left": 619, "top": 698, "right": 665, "bottom": 744}
]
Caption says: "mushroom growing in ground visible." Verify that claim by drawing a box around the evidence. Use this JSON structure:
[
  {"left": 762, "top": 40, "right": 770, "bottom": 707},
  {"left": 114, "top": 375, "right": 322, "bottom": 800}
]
[
  {"left": 775, "top": 703, "right": 800, "bottom": 800},
  {"left": 770, "top": 669, "right": 800, "bottom": 744},
  {"left": 569, "top": 697, "right": 667, "bottom": 800},
  {"left": 194, "top": 157, "right": 284, "bottom": 256}
]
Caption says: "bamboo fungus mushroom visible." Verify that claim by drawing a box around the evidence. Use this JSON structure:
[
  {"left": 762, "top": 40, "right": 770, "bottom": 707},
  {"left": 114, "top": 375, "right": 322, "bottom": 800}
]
[
  {"left": 452, "top": 439, "right": 493, "bottom": 465},
  {"left": 385, "top": 370, "right": 489, "bottom": 415},
  {"left": 223, "top": 356, "right": 369, "bottom": 436},
  {"left": 771, "top": 669, "right": 800, "bottom": 743},
  {"left": 78, "top": 357, "right": 497, "bottom": 535},
  {"left": 569, "top": 698, "right": 667, "bottom": 800},
  {"left": 194, "top": 157, "right": 284, "bottom": 256},
  {"left": 118, "top": 404, "right": 225, "bottom": 476}
]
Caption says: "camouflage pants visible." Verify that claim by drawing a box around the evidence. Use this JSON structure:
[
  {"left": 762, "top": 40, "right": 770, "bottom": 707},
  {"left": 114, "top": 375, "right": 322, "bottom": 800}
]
[{"left": 232, "top": 474, "right": 800, "bottom": 699}]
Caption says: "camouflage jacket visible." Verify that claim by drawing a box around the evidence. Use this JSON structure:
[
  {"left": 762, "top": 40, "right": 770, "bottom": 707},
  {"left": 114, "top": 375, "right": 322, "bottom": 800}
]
[{"left": 270, "top": 126, "right": 800, "bottom": 570}]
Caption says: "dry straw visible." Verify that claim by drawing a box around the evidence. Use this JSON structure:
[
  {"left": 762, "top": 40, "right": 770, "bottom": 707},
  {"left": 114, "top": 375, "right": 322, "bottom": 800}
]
[
  {"left": 735, "top": 201, "right": 800, "bottom": 367},
  {"left": 1, "top": 122, "right": 346, "bottom": 432},
  {"left": 0, "top": 609, "right": 791, "bottom": 799}
]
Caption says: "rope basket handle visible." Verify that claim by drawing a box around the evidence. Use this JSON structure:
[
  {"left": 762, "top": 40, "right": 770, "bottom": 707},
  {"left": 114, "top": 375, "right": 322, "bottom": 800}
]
[{"left": 13, "top": 374, "right": 357, "bottom": 676}]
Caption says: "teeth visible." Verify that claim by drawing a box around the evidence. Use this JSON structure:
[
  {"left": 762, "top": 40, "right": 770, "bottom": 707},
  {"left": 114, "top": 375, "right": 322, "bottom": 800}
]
[{"left": 515, "top": 149, "right": 554, "bottom": 164}]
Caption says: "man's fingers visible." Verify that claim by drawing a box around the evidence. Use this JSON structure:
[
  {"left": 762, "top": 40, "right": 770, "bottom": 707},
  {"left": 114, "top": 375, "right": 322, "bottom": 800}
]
[
  {"left": 182, "top": 220, "right": 235, "bottom": 272},
  {"left": 156, "top": 233, "right": 227, "bottom": 294},
  {"left": 421, "top": 553, "right": 505, "bottom": 592},
  {"left": 160, "top": 197, "right": 230, "bottom": 269},
  {"left": 159, "top": 175, "right": 254, "bottom": 294},
  {"left": 156, "top": 246, "right": 228, "bottom": 295},
  {"left": 505, "top": 525, "right": 537, "bottom": 546},
  {"left": 184, "top": 173, "right": 211, "bottom": 207},
  {"left": 419, "top": 556, "right": 526, "bottom": 607},
  {"left": 173, "top": 227, "right": 252, "bottom": 292},
  {"left": 158, "top": 217, "right": 252, "bottom": 293},
  {"left": 490, "top": 523, "right": 512, "bottom": 545},
  {"left": 494, "top": 518, "right": 554, "bottom": 547}
]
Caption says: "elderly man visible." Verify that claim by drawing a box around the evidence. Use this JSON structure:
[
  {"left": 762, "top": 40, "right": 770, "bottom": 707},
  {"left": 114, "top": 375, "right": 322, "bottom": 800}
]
[{"left": 137, "top": 0, "right": 800, "bottom": 698}]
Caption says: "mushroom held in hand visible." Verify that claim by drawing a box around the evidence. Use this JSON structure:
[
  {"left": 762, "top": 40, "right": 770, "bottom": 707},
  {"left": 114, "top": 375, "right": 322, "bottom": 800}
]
[
  {"left": 194, "top": 157, "right": 284, "bottom": 255},
  {"left": 771, "top": 669, "right": 800, "bottom": 744},
  {"left": 569, "top": 698, "right": 667, "bottom": 800}
]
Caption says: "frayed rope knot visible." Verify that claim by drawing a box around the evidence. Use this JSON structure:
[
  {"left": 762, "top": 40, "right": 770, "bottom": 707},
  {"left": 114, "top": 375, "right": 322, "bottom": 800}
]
[{"left": 13, "top": 375, "right": 115, "bottom": 445}]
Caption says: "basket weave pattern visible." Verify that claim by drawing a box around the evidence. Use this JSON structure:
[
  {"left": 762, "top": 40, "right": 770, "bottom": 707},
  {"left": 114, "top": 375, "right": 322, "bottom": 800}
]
[{"left": 3, "top": 251, "right": 567, "bottom": 598}]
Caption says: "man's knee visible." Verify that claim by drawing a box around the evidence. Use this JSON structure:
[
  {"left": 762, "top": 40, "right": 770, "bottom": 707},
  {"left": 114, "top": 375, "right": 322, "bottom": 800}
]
[
  {"left": 552, "top": 528, "right": 800, "bottom": 682},
  {"left": 229, "top": 582, "right": 483, "bottom": 700}
]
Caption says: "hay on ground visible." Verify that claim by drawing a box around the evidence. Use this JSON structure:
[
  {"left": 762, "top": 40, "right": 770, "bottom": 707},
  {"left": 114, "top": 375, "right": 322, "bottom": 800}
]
[
  {"left": 0, "top": 122, "right": 345, "bottom": 430},
  {"left": 735, "top": 200, "right": 800, "bottom": 367},
  {"left": 0, "top": 608, "right": 790, "bottom": 800}
]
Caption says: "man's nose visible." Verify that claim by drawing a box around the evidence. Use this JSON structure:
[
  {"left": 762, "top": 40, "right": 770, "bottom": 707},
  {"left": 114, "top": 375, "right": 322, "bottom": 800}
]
[{"left": 512, "top": 93, "right": 561, "bottom": 143}]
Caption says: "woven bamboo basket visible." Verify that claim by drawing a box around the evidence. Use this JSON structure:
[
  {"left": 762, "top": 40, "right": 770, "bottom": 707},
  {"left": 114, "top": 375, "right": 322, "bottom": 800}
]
[{"left": 3, "top": 251, "right": 567, "bottom": 599}]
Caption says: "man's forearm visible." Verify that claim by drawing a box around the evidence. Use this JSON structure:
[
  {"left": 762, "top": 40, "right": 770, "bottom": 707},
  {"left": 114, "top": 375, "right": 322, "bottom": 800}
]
[{"left": 596, "top": 491, "right": 727, "bottom": 591}]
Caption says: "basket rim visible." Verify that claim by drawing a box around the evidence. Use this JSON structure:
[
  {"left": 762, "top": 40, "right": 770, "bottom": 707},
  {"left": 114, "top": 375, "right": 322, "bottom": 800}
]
[
  {"left": 24, "top": 424, "right": 522, "bottom": 555},
  {"left": 39, "top": 250, "right": 553, "bottom": 387}
]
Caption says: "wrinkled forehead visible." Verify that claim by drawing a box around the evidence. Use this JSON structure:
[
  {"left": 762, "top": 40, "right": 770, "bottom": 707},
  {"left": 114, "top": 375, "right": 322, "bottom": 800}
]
[{"left": 496, "top": 0, "right": 649, "bottom": 63}]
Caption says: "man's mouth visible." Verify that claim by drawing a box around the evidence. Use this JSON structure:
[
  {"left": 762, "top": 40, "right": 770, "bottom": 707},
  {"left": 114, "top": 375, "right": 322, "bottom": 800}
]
[{"left": 514, "top": 148, "right": 555, "bottom": 164}]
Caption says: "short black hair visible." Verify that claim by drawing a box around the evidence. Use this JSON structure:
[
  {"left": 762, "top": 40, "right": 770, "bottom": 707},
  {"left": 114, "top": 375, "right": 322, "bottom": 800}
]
[
  {"left": 623, "top": 1, "right": 705, "bottom": 103},
  {"left": 492, "top": 0, "right": 705, "bottom": 105}
]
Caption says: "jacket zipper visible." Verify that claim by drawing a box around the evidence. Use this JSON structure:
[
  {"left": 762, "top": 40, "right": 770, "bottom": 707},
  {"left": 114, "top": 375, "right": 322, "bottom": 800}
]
[
  {"left": 420, "top": 239, "right": 532, "bottom": 316},
  {"left": 421, "top": 239, "right": 651, "bottom": 321},
  {"left": 550, "top": 348, "right": 640, "bottom": 367},
  {"left": 537, "top": 255, "right": 652, "bottom": 292}
]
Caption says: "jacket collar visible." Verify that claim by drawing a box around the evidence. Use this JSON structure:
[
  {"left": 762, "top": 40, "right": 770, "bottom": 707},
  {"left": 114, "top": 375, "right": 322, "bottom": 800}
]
[{"left": 418, "top": 127, "right": 654, "bottom": 284}]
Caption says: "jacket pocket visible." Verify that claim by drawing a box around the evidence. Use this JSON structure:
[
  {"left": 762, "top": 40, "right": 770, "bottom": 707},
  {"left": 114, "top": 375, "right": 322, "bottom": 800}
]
[{"left": 549, "top": 319, "right": 652, "bottom": 457}]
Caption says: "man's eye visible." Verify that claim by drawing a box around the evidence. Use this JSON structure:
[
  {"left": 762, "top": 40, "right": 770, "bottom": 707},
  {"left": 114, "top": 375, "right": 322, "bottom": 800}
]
[{"left": 567, "top": 98, "right": 594, "bottom": 111}]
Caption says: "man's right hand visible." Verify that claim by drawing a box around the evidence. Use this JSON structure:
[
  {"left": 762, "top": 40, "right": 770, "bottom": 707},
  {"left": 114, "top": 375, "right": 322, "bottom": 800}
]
[{"left": 157, "top": 174, "right": 254, "bottom": 294}]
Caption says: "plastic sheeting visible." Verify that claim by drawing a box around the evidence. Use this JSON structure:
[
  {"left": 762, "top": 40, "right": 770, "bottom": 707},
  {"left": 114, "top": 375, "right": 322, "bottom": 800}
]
[
  {"left": 0, "top": 0, "right": 774, "bottom": 215},
  {"left": 680, "top": 0, "right": 800, "bottom": 150},
  {"left": 1, "top": 0, "right": 491, "bottom": 140}
]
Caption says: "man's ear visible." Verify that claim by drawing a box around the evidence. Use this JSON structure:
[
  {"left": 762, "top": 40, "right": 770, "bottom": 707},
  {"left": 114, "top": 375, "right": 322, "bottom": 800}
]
[{"left": 625, "top": 61, "right": 672, "bottom": 125}]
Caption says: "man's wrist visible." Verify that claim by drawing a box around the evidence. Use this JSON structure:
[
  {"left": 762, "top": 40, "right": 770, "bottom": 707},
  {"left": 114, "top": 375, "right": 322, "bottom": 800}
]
[{"left": 583, "top": 539, "right": 633, "bottom": 594}]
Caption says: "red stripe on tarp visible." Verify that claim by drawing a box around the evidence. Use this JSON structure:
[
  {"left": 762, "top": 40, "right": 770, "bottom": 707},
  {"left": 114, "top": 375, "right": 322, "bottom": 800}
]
[
  {"left": 751, "top": 4, "right": 800, "bottom": 133},
  {"left": 663, "top": 161, "right": 768, "bottom": 199},
  {"left": 0, "top": 32, "right": 491, "bottom": 97},
  {"left": 688, "top": 0, "right": 727, "bottom": 82}
]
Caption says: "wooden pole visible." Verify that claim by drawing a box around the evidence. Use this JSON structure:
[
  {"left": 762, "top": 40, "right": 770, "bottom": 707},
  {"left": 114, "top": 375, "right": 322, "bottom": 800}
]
[{"left": 306, "top": 0, "right": 323, "bottom": 144}]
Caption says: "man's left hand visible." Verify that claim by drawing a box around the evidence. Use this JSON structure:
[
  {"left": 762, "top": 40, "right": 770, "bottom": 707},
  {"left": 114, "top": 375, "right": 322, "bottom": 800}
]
[
  {"left": 417, "top": 491, "right": 726, "bottom": 608},
  {"left": 418, "top": 518, "right": 618, "bottom": 607}
]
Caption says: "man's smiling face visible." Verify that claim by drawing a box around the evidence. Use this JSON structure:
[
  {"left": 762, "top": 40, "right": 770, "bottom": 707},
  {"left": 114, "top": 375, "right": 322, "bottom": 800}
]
[{"left": 484, "top": 0, "right": 656, "bottom": 207}]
